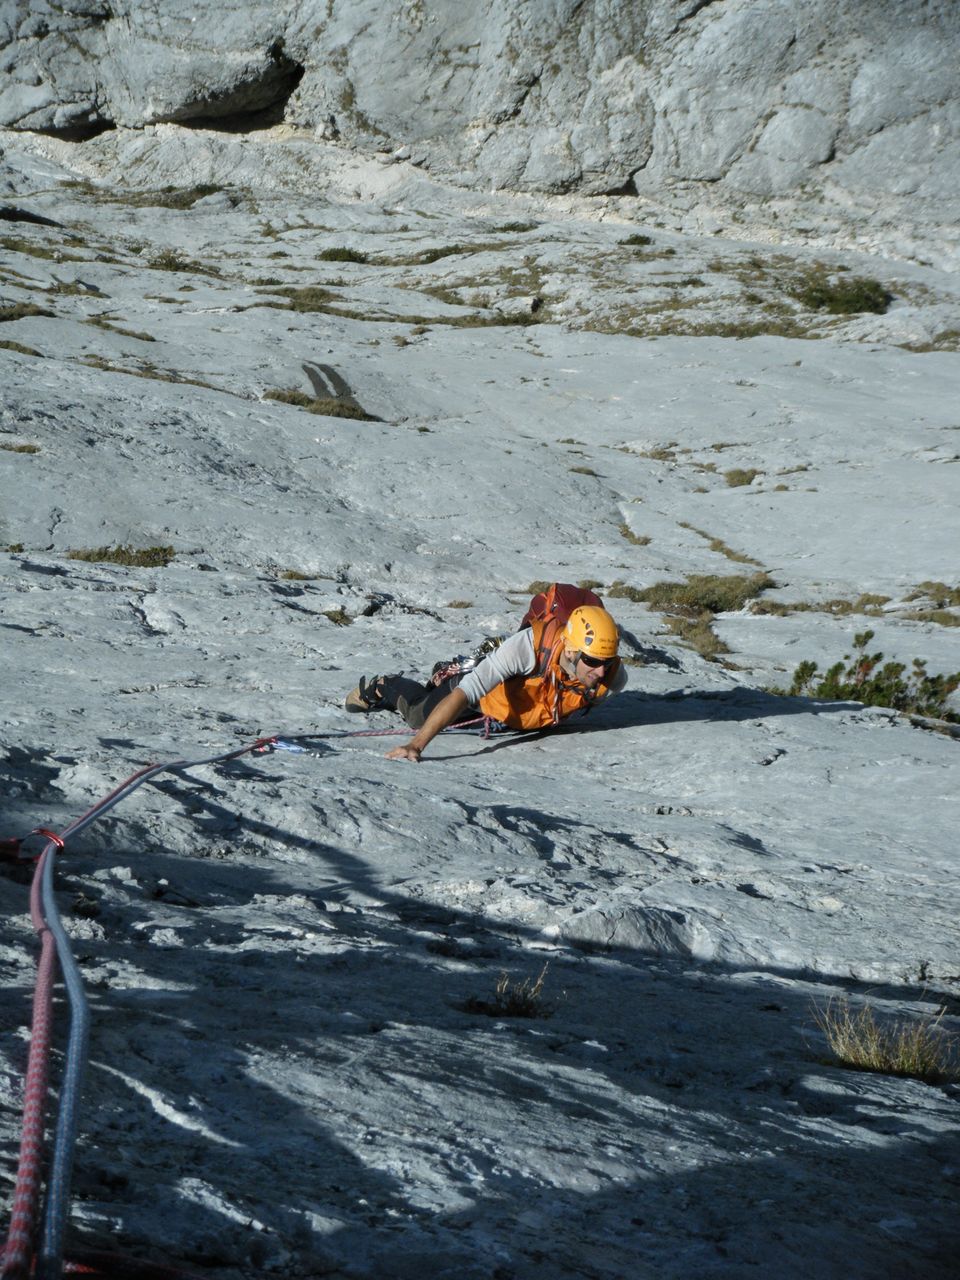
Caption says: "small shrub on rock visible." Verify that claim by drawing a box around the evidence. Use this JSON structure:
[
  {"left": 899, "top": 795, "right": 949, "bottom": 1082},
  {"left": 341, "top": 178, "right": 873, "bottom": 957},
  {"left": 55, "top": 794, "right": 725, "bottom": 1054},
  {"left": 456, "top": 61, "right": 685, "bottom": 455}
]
[
  {"left": 785, "top": 630, "right": 960, "bottom": 720},
  {"left": 790, "top": 267, "right": 890, "bottom": 315},
  {"left": 318, "top": 247, "right": 368, "bottom": 263}
]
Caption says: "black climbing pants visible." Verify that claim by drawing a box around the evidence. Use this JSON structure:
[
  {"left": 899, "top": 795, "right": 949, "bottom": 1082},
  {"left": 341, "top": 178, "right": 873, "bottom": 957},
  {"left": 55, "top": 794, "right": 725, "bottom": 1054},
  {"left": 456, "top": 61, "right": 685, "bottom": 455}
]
[{"left": 378, "top": 673, "right": 478, "bottom": 729}]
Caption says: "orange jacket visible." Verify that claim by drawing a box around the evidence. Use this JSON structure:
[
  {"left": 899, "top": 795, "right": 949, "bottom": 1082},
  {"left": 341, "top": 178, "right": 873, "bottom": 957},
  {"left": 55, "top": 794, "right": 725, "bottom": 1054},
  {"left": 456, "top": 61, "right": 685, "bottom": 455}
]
[{"left": 478, "top": 619, "right": 620, "bottom": 730}]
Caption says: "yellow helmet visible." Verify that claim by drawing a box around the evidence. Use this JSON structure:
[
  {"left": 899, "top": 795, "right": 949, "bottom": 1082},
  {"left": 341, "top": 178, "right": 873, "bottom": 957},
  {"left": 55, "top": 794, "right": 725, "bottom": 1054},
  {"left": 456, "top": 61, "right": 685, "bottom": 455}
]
[{"left": 564, "top": 605, "right": 619, "bottom": 658}]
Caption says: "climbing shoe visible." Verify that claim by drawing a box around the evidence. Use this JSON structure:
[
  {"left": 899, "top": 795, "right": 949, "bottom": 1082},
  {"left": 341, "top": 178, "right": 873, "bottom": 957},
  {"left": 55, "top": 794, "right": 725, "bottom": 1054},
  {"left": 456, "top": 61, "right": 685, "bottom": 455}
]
[{"left": 344, "top": 675, "right": 385, "bottom": 712}]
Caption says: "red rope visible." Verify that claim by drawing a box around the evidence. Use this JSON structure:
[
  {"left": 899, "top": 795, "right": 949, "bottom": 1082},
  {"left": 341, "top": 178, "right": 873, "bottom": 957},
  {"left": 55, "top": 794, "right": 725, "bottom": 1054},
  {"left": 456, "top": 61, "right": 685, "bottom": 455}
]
[
  {"left": 1, "top": 847, "right": 58, "bottom": 1280},
  {"left": 1, "top": 737, "right": 277, "bottom": 1279}
]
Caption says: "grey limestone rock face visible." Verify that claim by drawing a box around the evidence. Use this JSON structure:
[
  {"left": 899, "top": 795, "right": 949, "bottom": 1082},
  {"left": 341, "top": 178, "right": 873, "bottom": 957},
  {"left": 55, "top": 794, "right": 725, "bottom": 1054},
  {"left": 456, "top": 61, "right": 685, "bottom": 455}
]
[
  {"left": 1, "top": 0, "right": 958, "bottom": 210},
  {"left": 1, "top": 0, "right": 298, "bottom": 132}
]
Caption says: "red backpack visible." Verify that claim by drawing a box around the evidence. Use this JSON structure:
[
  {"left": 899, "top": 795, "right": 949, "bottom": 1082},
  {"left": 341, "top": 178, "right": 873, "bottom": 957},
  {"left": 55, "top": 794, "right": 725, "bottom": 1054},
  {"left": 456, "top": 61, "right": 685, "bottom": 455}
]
[
  {"left": 520, "top": 582, "right": 603, "bottom": 631},
  {"left": 520, "top": 582, "right": 604, "bottom": 671},
  {"left": 431, "top": 584, "right": 604, "bottom": 687}
]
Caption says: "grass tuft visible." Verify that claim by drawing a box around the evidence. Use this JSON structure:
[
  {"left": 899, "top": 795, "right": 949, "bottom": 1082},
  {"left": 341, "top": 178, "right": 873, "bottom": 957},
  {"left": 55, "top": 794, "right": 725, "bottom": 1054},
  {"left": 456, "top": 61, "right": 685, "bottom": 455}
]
[
  {"left": 814, "top": 997, "right": 959, "bottom": 1084},
  {"left": 905, "top": 581, "right": 960, "bottom": 608},
  {"left": 609, "top": 572, "right": 772, "bottom": 662},
  {"left": 0, "top": 339, "right": 43, "bottom": 356},
  {"left": 148, "top": 249, "right": 221, "bottom": 276},
  {"left": 0, "top": 235, "right": 61, "bottom": 260},
  {"left": 67, "top": 545, "right": 174, "bottom": 567},
  {"left": 618, "top": 523, "right": 651, "bottom": 546},
  {"left": 903, "top": 608, "right": 960, "bottom": 628},
  {"left": 417, "top": 244, "right": 469, "bottom": 264},
  {"left": 256, "top": 284, "right": 337, "bottom": 312},
  {"left": 679, "top": 522, "right": 763, "bottom": 566},
  {"left": 0, "top": 302, "right": 55, "bottom": 323},
  {"left": 78, "top": 356, "right": 218, "bottom": 390},
  {"left": 264, "top": 387, "right": 376, "bottom": 420},
  {"left": 753, "top": 593, "right": 890, "bottom": 618},
  {"left": 317, "top": 247, "right": 368, "bottom": 263},
  {"left": 107, "top": 184, "right": 222, "bottom": 210},
  {"left": 84, "top": 316, "right": 155, "bottom": 342},
  {"left": 464, "top": 964, "right": 552, "bottom": 1019},
  {"left": 724, "top": 468, "right": 761, "bottom": 487},
  {"left": 621, "top": 572, "right": 774, "bottom": 615},
  {"left": 663, "top": 614, "right": 730, "bottom": 660}
]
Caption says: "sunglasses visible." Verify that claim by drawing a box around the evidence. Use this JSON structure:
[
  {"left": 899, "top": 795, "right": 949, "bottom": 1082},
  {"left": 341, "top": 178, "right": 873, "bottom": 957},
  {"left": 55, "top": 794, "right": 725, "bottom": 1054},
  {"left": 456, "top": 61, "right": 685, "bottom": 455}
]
[{"left": 579, "top": 653, "right": 614, "bottom": 669}]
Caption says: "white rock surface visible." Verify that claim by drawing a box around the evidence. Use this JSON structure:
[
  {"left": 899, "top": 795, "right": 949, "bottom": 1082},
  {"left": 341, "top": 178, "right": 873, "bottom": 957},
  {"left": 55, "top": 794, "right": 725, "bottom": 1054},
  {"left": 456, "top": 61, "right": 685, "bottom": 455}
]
[{"left": 1, "top": 126, "right": 959, "bottom": 1279}]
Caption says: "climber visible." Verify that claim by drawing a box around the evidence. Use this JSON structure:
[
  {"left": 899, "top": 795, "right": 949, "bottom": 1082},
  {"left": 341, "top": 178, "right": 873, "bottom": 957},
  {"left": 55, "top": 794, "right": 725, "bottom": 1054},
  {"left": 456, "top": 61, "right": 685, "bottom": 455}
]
[{"left": 345, "top": 604, "right": 626, "bottom": 763}]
